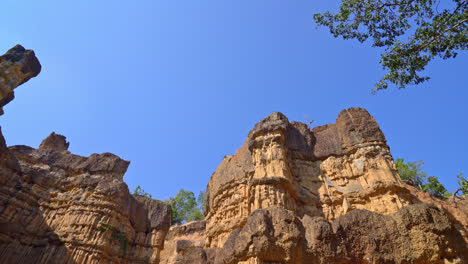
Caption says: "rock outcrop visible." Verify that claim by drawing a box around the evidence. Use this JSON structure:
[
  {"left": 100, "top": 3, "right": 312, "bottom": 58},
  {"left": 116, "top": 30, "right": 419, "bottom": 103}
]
[
  {"left": 201, "top": 109, "right": 468, "bottom": 263},
  {"left": 0, "top": 45, "right": 172, "bottom": 264},
  {"left": 205, "top": 109, "right": 412, "bottom": 248},
  {"left": 0, "top": 45, "right": 41, "bottom": 115},
  {"left": 39, "top": 132, "right": 70, "bottom": 152},
  {"left": 1, "top": 44, "right": 467, "bottom": 263},
  {"left": 0, "top": 131, "right": 173, "bottom": 263},
  {"left": 159, "top": 220, "right": 206, "bottom": 264}
]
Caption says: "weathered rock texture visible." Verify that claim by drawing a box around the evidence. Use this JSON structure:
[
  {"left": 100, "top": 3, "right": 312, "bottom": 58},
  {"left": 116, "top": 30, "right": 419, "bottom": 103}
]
[
  {"left": 205, "top": 109, "right": 411, "bottom": 248},
  {"left": 202, "top": 109, "right": 468, "bottom": 263},
  {"left": 39, "top": 132, "right": 70, "bottom": 152},
  {"left": 159, "top": 220, "right": 206, "bottom": 264},
  {"left": 0, "top": 46, "right": 172, "bottom": 263},
  {"left": 0, "top": 131, "right": 172, "bottom": 263},
  {"left": 0, "top": 45, "right": 41, "bottom": 115}
]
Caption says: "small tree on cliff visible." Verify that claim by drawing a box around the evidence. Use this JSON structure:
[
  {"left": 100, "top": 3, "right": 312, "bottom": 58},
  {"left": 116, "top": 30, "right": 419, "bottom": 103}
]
[
  {"left": 423, "top": 176, "right": 449, "bottom": 197},
  {"left": 395, "top": 158, "right": 427, "bottom": 190},
  {"left": 133, "top": 185, "right": 152, "bottom": 198},
  {"left": 314, "top": 0, "right": 468, "bottom": 92},
  {"left": 454, "top": 172, "right": 468, "bottom": 196},
  {"left": 395, "top": 158, "right": 452, "bottom": 198}
]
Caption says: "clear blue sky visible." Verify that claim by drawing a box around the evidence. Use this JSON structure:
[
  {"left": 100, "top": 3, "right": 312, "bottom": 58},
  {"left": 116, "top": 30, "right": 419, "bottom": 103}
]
[{"left": 1, "top": 1, "right": 467, "bottom": 198}]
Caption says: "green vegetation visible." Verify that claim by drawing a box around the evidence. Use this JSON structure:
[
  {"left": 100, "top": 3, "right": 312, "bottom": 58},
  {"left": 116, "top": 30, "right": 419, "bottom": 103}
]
[
  {"left": 98, "top": 221, "right": 129, "bottom": 257},
  {"left": 314, "top": 0, "right": 468, "bottom": 92},
  {"left": 394, "top": 158, "right": 427, "bottom": 190},
  {"left": 132, "top": 185, "right": 206, "bottom": 225},
  {"left": 133, "top": 185, "right": 152, "bottom": 198},
  {"left": 455, "top": 172, "right": 468, "bottom": 195},
  {"left": 165, "top": 189, "right": 205, "bottom": 225},
  {"left": 423, "top": 176, "right": 448, "bottom": 197},
  {"left": 395, "top": 158, "right": 467, "bottom": 198}
]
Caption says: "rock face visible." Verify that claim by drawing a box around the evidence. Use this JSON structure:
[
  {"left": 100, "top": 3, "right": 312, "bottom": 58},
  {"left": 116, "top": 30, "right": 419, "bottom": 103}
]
[
  {"left": 202, "top": 109, "right": 468, "bottom": 263},
  {"left": 0, "top": 45, "right": 41, "bottom": 115},
  {"left": 1, "top": 44, "right": 467, "bottom": 263},
  {"left": 205, "top": 109, "right": 411, "bottom": 248},
  {"left": 39, "top": 132, "right": 70, "bottom": 151},
  {"left": 0, "top": 132, "right": 172, "bottom": 264},
  {"left": 0, "top": 45, "right": 172, "bottom": 264},
  {"left": 159, "top": 220, "right": 206, "bottom": 264}
]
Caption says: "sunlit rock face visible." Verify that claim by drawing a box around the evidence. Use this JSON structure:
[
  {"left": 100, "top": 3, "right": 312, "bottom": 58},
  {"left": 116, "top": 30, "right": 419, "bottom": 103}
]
[
  {"left": 0, "top": 45, "right": 41, "bottom": 115},
  {"left": 202, "top": 108, "right": 467, "bottom": 264},
  {"left": 0, "top": 131, "right": 172, "bottom": 264},
  {"left": 205, "top": 107, "right": 412, "bottom": 248},
  {"left": 0, "top": 45, "right": 172, "bottom": 264},
  {"left": 159, "top": 220, "right": 206, "bottom": 264}
]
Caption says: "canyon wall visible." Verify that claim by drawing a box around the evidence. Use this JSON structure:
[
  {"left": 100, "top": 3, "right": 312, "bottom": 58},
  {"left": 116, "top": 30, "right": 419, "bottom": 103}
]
[
  {"left": 0, "top": 130, "right": 173, "bottom": 263},
  {"left": 205, "top": 109, "right": 413, "bottom": 248},
  {"left": 202, "top": 110, "right": 468, "bottom": 263},
  {"left": 0, "top": 46, "right": 172, "bottom": 263},
  {"left": 1, "top": 45, "right": 467, "bottom": 263}
]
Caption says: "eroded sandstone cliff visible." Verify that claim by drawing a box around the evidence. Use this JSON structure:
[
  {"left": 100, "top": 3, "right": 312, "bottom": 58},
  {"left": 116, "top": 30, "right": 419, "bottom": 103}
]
[
  {"left": 1, "top": 45, "right": 467, "bottom": 264},
  {"left": 205, "top": 109, "right": 413, "bottom": 248},
  {"left": 200, "top": 109, "right": 468, "bottom": 264},
  {"left": 0, "top": 129, "right": 174, "bottom": 263},
  {"left": 0, "top": 46, "right": 172, "bottom": 263}
]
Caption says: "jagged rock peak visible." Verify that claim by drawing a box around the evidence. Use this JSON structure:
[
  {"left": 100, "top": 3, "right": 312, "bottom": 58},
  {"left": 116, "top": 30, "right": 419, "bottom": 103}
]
[
  {"left": 249, "top": 111, "right": 289, "bottom": 138},
  {"left": 1, "top": 45, "right": 41, "bottom": 77},
  {"left": 247, "top": 107, "right": 387, "bottom": 160},
  {"left": 0, "top": 44, "right": 41, "bottom": 115},
  {"left": 39, "top": 132, "right": 70, "bottom": 151}
]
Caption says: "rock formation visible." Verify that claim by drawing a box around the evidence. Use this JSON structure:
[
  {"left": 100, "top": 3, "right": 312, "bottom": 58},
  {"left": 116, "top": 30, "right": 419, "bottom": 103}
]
[
  {"left": 0, "top": 44, "right": 41, "bottom": 115},
  {"left": 205, "top": 109, "right": 411, "bottom": 248},
  {"left": 0, "top": 130, "right": 173, "bottom": 263},
  {"left": 39, "top": 132, "right": 70, "bottom": 152},
  {"left": 159, "top": 220, "right": 206, "bottom": 264},
  {"left": 0, "top": 46, "right": 172, "bottom": 263},
  {"left": 201, "top": 109, "right": 468, "bottom": 263},
  {"left": 0, "top": 45, "right": 467, "bottom": 263}
]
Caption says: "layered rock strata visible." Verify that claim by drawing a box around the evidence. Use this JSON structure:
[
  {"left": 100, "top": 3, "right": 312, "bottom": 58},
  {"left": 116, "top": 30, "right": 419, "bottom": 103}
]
[
  {"left": 205, "top": 109, "right": 412, "bottom": 248},
  {"left": 0, "top": 45, "right": 172, "bottom": 264},
  {"left": 159, "top": 220, "right": 206, "bottom": 264},
  {"left": 0, "top": 45, "right": 41, "bottom": 115},
  {"left": 0, "top": 131, "right": 172, "bottom": 263},
  {"left": 202, "top": 109, "right": 468, "bottom": 263}
]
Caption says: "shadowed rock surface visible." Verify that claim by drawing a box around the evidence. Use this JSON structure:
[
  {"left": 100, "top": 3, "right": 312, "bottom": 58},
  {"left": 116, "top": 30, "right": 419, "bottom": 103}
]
[
  {"left": 39, "top": 132, "right": 70, "bottom": 152},
  {"left": 0, "top": 45, "right": 41, "bottom": 115}
]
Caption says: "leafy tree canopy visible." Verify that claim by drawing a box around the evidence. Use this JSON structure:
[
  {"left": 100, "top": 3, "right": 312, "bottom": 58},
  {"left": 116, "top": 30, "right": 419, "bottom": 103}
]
[
  {"left": 423, "top": 176, "right": 449, "bottom": 197},
  {"left": 314, "top": 0, "right": 468, "bottom": 92},
  {"left": 395, "top": 158, "right": 454, "bottom": 198},
  {"left": 168, "top": 189, "right": 205, "bottom": 225},
  {"left": 395, "top": 158, "right": 427, "bottom": 190}
]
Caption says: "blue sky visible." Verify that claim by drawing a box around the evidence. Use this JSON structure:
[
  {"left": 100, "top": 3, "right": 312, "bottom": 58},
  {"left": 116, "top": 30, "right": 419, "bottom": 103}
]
[{"left": 1, "top": 1, "right": 467, "bottom": 198}]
